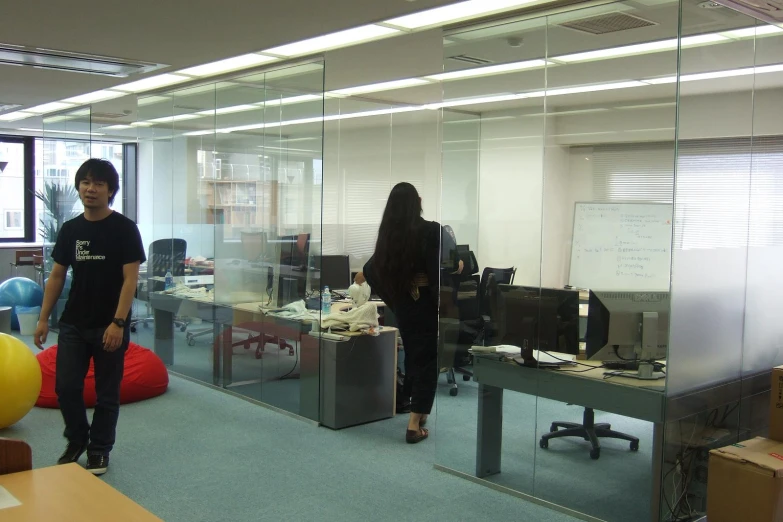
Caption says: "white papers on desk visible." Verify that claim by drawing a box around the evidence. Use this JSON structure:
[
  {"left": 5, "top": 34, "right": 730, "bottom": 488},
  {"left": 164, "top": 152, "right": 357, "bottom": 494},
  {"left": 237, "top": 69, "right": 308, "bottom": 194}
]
[
  {"left": 0, "top": 486, "right": 21, "bottom": 510},
  {"left": 534, "top": 350, "right": 576, "bottom": 364},
  {"left": 470, "top": 345, "right": 521, "bottom": 356}
]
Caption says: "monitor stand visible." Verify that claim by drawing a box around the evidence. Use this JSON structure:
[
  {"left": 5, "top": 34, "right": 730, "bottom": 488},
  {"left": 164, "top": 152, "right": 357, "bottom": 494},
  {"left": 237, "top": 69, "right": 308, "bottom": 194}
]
[{"left": 610, "top": 312, "right": 666, "bottom": 380}]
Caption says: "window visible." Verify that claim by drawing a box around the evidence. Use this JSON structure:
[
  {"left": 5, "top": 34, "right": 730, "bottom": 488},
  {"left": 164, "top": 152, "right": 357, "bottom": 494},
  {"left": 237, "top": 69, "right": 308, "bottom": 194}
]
[
  {"left": 0, "top": 136, "right": 33, "bottom": 241},
  {"left": 5, "top": 210, "right": 22, "bottom": 230}
]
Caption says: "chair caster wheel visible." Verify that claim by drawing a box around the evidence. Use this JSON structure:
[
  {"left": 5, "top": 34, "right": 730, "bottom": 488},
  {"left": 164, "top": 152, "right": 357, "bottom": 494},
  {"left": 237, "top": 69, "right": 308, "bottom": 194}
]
[
  {"left": 130, "top": 326, "right": 137, "bottom": 333},
  {"left": 243, "top": 342, "right": 251, "bottom": 350},
  {"left": 590, "top": 448, "right": 600, "bottom": 460},
  {"left": 462, "top": 374, "right": 471, "bottom": 381},
  {"left": 180, "top": 326, "right": 187, "bottom": 332},
  {"left": 550, "top": 424, "right": 558, "bottom": 432},
  {"left": 630, "top": 441, "right": 639, "bottom": 451},
  {"left": 255, "top": 348, "right": 263, "bottom": 359},
  {"left": 188, "top": 338, "right": 196, "bottom": 346},
  {"left": 449, "top": 387, "right": 458, "bottom": 397},
  {"left": 540, "top": 439, "right": 548, "bottom": 449}
]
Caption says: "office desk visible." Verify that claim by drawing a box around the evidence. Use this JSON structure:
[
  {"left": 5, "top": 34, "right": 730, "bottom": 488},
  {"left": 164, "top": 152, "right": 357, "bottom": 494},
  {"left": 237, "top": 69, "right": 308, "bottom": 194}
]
[
  {"left": 473, "top": 356, "right": 665, "bottom": 522},
  {"left": 0, "top": 464, "right": 161, "bottom": 521}
]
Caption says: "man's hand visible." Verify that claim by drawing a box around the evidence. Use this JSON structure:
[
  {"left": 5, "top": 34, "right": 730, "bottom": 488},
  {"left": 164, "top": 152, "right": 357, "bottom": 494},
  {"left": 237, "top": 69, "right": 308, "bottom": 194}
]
[
  {"left": 103, "top": 323, "right": 124, "bottom": 352},
  {"left": 33, "top": 320, "right": 49, "bottom": 350},
  {"left": 457, "top": 260, "right": 464, "bottom": 274}
]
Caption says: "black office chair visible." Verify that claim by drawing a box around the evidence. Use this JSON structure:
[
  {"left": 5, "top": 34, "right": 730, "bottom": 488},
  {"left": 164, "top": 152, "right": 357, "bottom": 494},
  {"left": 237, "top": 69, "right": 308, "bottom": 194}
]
[
  {"left": 539, "top": 407, "right": 640, "bottom": 460},
  {"left": 444, "top": 266, "right": 516, "bottom": 396},
  {"left": 130, "top": 239, "right": 189, "bottom": 333}
]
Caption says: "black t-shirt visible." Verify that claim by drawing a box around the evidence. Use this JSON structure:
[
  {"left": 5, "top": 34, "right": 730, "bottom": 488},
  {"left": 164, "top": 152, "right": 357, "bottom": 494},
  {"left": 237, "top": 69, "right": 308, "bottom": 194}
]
[{"left": 52, "top": 212, "right": 146, "bottom": 328}]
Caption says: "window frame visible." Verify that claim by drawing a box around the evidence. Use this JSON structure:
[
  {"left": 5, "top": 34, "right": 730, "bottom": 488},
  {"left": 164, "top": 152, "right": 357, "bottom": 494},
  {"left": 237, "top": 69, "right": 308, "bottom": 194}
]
[{"left": 0, "top": 135, "right": 35, "bottom": 243}]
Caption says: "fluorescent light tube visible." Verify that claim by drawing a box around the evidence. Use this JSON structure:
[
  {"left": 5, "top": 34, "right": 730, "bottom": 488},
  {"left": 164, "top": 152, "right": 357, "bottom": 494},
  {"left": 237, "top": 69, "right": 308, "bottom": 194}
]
[
  {"left": 146, "top": 114, "right": 202, "bottom": 123},
  {"left": 101, "top": 124, "right": 133, "bottom": 130},
  {"left": 646, "top": 63, "right": 783, "bottom": 84},
  {"left": 554, "top": 39, "right": 678, "bottom": 63},
  {"left": 680, "top": 34, "right": 729, "bottom": 46},
  {"left": 112, "top": 74, "right": 191, "bottom": 93},
  {"left": 329, "top": 78, "right": 430, "bottom": 96},
  {"left": 137, "top": 95, "right": 171, "bottom": 106},
  {"left": 263, "top": 94, "right": 322, "bottom": 106},
  {"left": 0, "top": 111, "right": 35, "bottom": 121},
  {"left": 24, "top": 101, "right": 77, "bottom": 114},
  {"left": 63, "top": 90, "right": 126, "bottom": 104},
  {"left": 183, "top": 130, "right": 214, "bottom": 136},
  {"left": 431, "top": 93, "right": 526, "bottom": 109},
  {"left": 385, "top": 0, "right": 538, "bottom": 29},
  {"left": 20, "top": 127, "right": 102, "bottom": 136},
  {"left": 264, "top": 25, "right": 399, "bottom": 57},
  {"left": 723, "top": 25, "right": 783, "bottom": 38},
  {"left": 426, "top": 59, "right": 548, "bottom": 81},
  {"left": 178, "top": 54, "right": 278, "bottom": 77},
  {"left": 197, "top": 104, "right": 259, "bottom": 116},
  {"left": 545, "top": 81, "right": 647, "bottom": 96}
]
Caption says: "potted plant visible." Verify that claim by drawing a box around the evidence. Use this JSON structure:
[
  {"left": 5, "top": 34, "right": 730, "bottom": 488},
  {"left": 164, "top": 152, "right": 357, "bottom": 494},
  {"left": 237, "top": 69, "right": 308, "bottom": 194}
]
[{"left": 35, "top": 181, "right": 80, "bottom": 326}]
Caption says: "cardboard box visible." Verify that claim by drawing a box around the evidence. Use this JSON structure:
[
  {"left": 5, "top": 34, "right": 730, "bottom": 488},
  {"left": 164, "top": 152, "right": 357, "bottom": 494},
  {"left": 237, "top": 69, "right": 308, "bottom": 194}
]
[
  {"left": 771, "top": 366, "right": 783, "bottom": 441},
  {"left": 708, "top": 437, "right": 783, "bottom": 522}
]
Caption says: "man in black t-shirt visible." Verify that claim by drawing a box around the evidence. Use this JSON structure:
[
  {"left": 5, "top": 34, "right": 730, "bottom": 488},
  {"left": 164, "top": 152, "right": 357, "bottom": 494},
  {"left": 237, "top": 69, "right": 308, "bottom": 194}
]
[{"left": 34, "top": 158, "right": 146, "bottom": 476}]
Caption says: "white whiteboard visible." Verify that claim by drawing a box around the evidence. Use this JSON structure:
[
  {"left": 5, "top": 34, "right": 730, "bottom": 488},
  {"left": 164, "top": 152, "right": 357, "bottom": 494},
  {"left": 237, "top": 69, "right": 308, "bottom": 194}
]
[{"left": 569, "top": 202, "right": 672, "bottom": 291}]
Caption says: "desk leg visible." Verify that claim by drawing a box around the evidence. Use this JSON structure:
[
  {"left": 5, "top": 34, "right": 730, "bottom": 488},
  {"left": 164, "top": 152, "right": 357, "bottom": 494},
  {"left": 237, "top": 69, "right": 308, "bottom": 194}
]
[
  {"left": 211, "top": 318, "right": 221, "bottom": 386},
  {"left": 222, "top": 324, "right": 233, "bottom": 388},
  {"left": 476, "top": 383, "right": 503, "bottom": 478},
  {"left": 651, "top": 422, "right": 664, "bottom": 522},
  {"left": 154, "top": 308, "right": 174, "bottom": 365}
]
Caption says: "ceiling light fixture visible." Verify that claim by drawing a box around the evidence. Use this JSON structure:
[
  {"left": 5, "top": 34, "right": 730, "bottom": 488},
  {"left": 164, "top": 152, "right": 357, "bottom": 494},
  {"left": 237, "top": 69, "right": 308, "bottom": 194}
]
[
  {"left": 262, "top": 94, "right": 322, "bottom": 106},
  {"left": 20, "top": 127, "right": 102, "bottom": 136},
  {"left": 24, "top": 101, "right": 77, "bottom": 114},
  {"left": 146, "top": 114, "right": 202, "bottom": 123},
  {"left": 178, "top": 53, "right": 278, "bottom": 77},
  {"left": 426, "top": 59, "right": 548, "bottom": 81},
  {"left": 0, "top": 111, "right": 35, "bottom": 121},
  {"left": 63, "top": 90, "right": 126, "bottom": 104},
  {"left": 111, "top": 73, "right": 192, "bottom": 93},
  {"left": 329, "top": 78, "right": 431, "bottom": 96},
  {"left": 723, "top": 25, "right": 783, "bottom": 38},
  {"left": 101, "top": 124, "right": 133, "bottom": 130},
  {"left": 263, "top": 25, "right": 399, "bottom": 57},
  {"left": 384, "top": 0, "right": 539, "bottom": 29},
  {"left": 197, "top": 104, "right": 259, "bottom": 116}
]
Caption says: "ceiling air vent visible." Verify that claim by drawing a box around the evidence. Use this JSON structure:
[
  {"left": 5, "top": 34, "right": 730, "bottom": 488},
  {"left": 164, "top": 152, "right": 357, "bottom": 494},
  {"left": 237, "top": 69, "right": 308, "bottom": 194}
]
[
  {"left": 0, "top": 103, "right": 21, "bottom": 113},
  {"left": 558, "top": 12, "right": 659, "bottom": 35},
  {"left": 712, "top": 0, "right": 783, "bottom": 23},
  {"left": 0, "top": 44, "right": 167, "bottom": 78},
  {"left": 447, "top": 54, "right": 493, "bottom": 66}
]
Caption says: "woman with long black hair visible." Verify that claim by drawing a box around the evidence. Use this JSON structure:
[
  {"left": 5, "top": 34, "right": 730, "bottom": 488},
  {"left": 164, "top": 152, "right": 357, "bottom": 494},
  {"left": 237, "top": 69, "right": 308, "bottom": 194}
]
[{"left": 355, "top": 182, "right": 447, "bottom": 444}]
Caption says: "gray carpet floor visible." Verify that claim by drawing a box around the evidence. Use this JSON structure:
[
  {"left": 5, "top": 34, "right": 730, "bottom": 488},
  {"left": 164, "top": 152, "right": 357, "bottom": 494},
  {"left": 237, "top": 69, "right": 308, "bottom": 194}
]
[{"left": 3, "top": 326, "right": 655, "bottom": 522}]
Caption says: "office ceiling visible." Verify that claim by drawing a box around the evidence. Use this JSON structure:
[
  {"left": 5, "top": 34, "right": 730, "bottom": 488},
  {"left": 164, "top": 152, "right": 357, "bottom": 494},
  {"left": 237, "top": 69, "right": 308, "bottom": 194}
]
[{"left": 0, "top": 0, "right": 464, "bottom": 109}]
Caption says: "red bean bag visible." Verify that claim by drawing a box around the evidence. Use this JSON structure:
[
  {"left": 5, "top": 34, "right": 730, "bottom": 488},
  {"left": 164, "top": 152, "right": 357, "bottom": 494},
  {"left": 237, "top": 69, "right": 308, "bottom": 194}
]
[{"left": 35, "top": 342, "right": 168, "bottom": 408}]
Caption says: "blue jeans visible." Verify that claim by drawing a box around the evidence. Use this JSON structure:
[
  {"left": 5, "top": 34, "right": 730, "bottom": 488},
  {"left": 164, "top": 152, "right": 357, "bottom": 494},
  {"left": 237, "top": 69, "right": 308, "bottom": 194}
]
[{"left": 55, "top": 322, "right": 128, "bottom": 456}]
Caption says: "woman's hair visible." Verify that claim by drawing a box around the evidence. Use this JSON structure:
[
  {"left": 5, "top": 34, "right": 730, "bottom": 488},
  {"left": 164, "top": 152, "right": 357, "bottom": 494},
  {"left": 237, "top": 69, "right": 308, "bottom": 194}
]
[{"left": 373, "top": 182, "right": 424, "bottom": 301}]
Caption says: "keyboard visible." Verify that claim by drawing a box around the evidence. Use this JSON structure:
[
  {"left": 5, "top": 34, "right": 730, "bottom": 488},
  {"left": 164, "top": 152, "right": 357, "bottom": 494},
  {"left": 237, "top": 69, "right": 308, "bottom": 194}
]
[{"left": 603, "top": 360, "right": 640, "bottom": 371}]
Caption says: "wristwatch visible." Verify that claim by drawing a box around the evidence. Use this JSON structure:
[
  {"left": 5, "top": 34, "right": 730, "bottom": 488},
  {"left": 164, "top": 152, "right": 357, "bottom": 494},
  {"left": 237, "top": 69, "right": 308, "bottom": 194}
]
[{"left": 112, "top": 318, "right": 126, "bottom": 328}]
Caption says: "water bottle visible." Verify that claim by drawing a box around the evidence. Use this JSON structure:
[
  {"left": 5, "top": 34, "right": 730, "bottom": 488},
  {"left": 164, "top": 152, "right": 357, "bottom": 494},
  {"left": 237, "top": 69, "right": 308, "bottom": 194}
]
[
  {"left": 321, "top": 286, "right": 331, "bottom": 316},
  {"left": 165, "top": 270, "right": 174, "bottom": 290}
]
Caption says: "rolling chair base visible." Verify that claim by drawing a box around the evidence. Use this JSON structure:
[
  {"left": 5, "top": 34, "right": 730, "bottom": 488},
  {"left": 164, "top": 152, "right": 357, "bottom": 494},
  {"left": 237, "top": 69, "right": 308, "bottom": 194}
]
[
  {"left": 446, "top": 367, "right": 473, "bottom": 396},
  {"left": 539, "top": 408, "right": 639, "bottom": 460}
]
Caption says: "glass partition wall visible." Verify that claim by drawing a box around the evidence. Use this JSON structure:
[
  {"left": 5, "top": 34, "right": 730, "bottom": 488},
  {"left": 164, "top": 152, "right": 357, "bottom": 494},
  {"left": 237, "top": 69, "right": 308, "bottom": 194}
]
[
  {"left": 433, "top": 1, "right": 783, "bottom": 521},
  {"left": 137, "top": 62, "right": 325, "bottom": 418}
]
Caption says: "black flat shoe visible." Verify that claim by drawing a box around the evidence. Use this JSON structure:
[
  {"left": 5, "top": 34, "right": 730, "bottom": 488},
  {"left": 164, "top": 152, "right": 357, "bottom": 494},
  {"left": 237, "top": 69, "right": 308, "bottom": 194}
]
[{"left": 406, "top": 428, "right": 429, "bottom": 444}]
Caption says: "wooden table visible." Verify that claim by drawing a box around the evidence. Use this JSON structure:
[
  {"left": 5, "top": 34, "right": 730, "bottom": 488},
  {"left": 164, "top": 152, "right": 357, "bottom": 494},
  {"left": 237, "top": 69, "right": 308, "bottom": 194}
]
[{"left": 0, "top": 464, "right": 161, "bottom": 521}]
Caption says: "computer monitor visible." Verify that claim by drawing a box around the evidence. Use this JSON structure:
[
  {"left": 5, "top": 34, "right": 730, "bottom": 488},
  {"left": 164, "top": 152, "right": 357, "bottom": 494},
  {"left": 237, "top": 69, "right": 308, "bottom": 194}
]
[
  {"left": 319, "top": 255, "right": 350, "bottom": 290},
  {"left": 585, "top": 290, "right": 669, "bottom": 362},
  {"left": 495, "top": 285, "right": 580, "bottom": 361},
  {"left": 279, "top": 233, "right": 310, "bottom": 269}
]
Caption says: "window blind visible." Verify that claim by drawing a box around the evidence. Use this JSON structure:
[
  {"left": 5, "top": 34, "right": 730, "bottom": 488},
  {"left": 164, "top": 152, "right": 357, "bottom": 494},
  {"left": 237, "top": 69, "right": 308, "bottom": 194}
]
[{"left": 591, "top": 138, "right": 783, "bottom": 250}]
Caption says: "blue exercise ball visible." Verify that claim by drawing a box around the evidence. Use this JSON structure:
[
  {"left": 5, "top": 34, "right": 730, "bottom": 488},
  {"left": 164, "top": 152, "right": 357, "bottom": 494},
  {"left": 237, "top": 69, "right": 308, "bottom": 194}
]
[{"left": 0, "top": 278, "right": 44, "bottom": 330}]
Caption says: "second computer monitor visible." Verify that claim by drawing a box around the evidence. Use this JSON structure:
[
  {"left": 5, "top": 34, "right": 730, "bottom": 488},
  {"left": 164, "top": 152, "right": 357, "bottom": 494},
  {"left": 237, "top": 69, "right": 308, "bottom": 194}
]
[
  {"left": 319, "top": 255, "right": 351, "bottom": 290},
  {"left": 496, "top": 285, "right": 580, "bottom": 356},
  {"left": 585, "top": 290, "right": 669, "bottom": 361}
]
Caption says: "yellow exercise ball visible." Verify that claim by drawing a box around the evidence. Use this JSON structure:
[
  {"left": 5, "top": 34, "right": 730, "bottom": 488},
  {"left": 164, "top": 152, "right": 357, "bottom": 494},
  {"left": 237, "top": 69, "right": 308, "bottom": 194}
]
[{"left": 0, "top": 333, "right": 42, "bottom": 429}]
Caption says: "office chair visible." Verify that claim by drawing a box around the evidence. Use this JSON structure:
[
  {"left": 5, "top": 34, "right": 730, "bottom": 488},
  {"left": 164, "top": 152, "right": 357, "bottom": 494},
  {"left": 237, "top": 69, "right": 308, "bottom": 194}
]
[
  {"left": 539, "top": 407, "right": 639, "bottom": 460},
  {"left": 10, "top": 249, "right": 43, "bottom": 279},
  {"left": 445, "top": 266, "right": 516, "bottom": 396},
  {"left": 130, "top": 239, "right": 189, "bottom": 333},
  {"left": 0, "top": 437, "right": 32, "bottom": 475}
]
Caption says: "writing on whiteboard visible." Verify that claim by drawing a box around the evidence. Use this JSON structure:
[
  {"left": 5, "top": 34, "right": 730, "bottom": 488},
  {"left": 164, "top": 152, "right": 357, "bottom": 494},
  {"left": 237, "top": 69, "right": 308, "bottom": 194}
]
[{"left": 569, "top": 203, "right": 673, "bottom": 291}]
